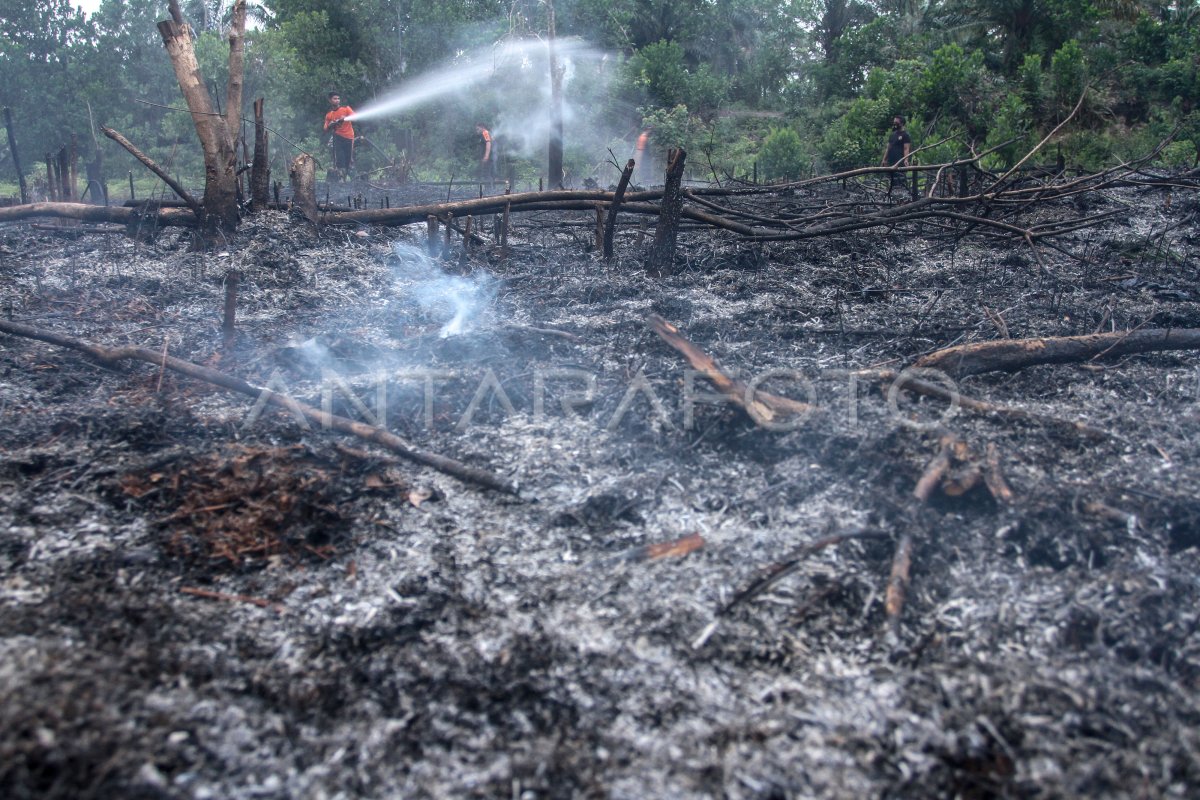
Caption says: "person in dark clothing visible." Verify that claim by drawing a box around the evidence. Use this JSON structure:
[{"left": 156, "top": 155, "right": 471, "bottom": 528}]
[{"left": 881, "top": 115, "right": 912, "bottom": 195}]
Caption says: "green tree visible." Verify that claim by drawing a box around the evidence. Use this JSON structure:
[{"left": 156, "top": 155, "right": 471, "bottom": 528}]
[
  {"left": 0, "top": 0, "right": 93, "bottom": 171},
  {"left": 757, "top": 126, "right": 809, "bottom": 180},
  {"left": 916, "top": 43, "right": 989, "bottom": 136},
  {"left": 622, "top": 39, "right": 727, "bottom": 115},
  {"left": 1049, "top": 38, "right": 1087, "bottom": 113},
  {"left": 817, "top": 95, "right": 890, "bottom": 171}
]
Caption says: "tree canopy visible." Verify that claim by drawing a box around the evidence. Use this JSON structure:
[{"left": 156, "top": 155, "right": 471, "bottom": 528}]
[{"left": 1, "top": 0, "right": 1196, "bottom": 197}]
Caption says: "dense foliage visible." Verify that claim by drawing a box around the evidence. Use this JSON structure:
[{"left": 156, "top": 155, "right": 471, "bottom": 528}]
[{"left": 1, "top": 0, "right": 1196, "bottom": 196}]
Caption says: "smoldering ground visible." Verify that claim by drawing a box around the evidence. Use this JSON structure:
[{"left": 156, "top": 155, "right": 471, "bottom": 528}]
[{"left": 1, "top": 181, "right": 1199, "bottom": 799}]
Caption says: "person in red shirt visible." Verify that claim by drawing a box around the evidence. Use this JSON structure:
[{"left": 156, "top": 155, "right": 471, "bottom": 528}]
[
  {"left": 324, "top": 92, "right": 356, "bottom": 180},
  {"left": 634, "top": 127, "right": 653, "bottom": 185},
  {"left": 475, "top": 122, "right": 496, "bottom": 185}
]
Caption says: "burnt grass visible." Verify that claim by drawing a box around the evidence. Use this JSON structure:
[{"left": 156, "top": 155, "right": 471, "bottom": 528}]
[{"left": 1, "top": 179, "right": 1199, "bottom": 799}]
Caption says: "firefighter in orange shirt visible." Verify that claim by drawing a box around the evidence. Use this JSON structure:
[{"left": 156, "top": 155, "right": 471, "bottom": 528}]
[
  {"left": 635, "top": 127, "right": 653, "bottom": 185},
  {"left": 475, "top": 122, "right": 496, "bottom": 185},
  {"left": 324, "top": 91, "right": 355, "bottom": 180}
]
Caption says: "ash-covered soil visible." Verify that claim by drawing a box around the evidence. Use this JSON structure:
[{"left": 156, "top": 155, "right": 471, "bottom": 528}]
[{"left": 2, "top": 180, "right": 1199, "bottom": 799}]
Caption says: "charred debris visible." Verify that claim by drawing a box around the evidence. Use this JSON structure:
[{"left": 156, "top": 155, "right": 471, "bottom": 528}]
[{"left": 3, "top": 120, "right": 1200, "bottom": 796}]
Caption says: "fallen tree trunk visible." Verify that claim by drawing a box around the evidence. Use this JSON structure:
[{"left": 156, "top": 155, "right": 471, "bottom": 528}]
[
  {"left": 0, "top": 202, "right": 196, "bottom": 226},
  {"left": 321, "top": 188, "right": 651, "bottom": 226},
  {"left": 0, "top": 319, "right": 519, "bottom": 496},
  {"left": 915, "top": 329, "right": 1200, "bottom": 378},
  {"left": 7, "top": 149, "right": 1187, "bottom": 250}
]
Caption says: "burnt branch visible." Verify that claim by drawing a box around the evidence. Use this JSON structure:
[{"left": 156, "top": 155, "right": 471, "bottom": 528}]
[
  {"left": 0, "top": 319, "right": 519, "bottom": 496},
  {"left": 649, "top": 314, "right": 817, "bottom": 426},
  {"left": 101, "top": 125, "right": 201, "bottom": 215}
]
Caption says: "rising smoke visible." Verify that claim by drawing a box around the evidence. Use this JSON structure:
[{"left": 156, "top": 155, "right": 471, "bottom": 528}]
[{"left": 389, "top": 242, "right": 495, "bottom": 338}]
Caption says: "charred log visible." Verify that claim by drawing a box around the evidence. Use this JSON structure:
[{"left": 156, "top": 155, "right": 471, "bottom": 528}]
[{"left": 915, "top": 329, "right": 1200, "bottom": 378}]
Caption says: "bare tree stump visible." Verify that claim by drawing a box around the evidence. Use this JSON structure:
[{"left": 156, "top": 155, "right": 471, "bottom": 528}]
[
  {"left": 250, "top": 97, "right": 270, "bottom": 211},
  {"left": 646, "top": 148, "right": 686, "bottom": 277},
  {"left": 222, "top": 269, "right": 239, "bottom": 344},
  {"left": 287, "top": 153, "right": 318, "bottom": 223},
  {"left": 427, "top": 215, "right": 440, "bottom": 256}
]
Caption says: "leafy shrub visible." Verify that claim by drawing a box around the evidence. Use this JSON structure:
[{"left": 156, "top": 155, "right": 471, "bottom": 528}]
[
  {"left": 917, "top": 44, "right": 987, "bottom": 129},
  {"left": 1158, "top": 140, "right": 1197, "bottom": 168},
  {"left": 817, "top": 97, "right": 891, "bottom": 173},
  {"left": 1050, "top": 40, "right": 1087, "bottom": 115},
  {"left": 984, "top": 93, "right": 1034, "bottom": 168},
  {"left": 623, "top": 40, "right": 728, "bottom": 115},
  {"left": 640, "top": 105, "right": 698, "bottom": 154},
  {"left": 757, "top": 127, "right": 809, "bottom": 181}
]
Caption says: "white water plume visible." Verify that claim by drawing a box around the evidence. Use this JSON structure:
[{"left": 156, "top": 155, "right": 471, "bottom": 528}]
[
  {"left": 349, "top": 38, "right": 609, "bottom": 123},
  {"left": 390, "top": 243, "right": 494, "bottom": 338}
]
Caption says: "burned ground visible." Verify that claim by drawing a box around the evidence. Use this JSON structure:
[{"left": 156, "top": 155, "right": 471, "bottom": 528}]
[{"left": 1, "top": 180, "right": 1199, "bottom": 799}]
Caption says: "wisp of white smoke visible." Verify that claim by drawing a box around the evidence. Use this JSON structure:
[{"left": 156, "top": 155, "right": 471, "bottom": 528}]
[{"left": 390, "top": 242, "right": 494, "bottom": 338}]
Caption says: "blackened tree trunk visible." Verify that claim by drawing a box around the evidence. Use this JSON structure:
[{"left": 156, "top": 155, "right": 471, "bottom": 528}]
[
  {"left": 57, "top": 146, "right": 72, "bottom": 203},
  {"left": 3, "top": 108, "right": 29, "bottom": 204},
  {"left": 646, "top": 148, "right": 686, "bottom": 277},
  {"left": 250, "top": 97, "right": 270, "bottom": 211},
  {"left": 546, "top": 0, "right": 565, "bottom": 189},
  {"left": 157, "top": 0, "right": 245, "bottom": 236},
  {"left": 603, "top": 158, "right": 635, "bottom": 259}
]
